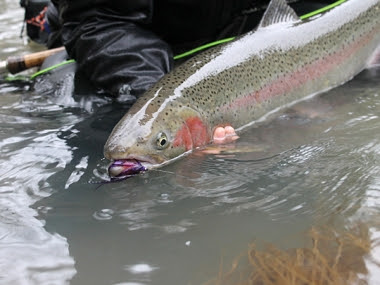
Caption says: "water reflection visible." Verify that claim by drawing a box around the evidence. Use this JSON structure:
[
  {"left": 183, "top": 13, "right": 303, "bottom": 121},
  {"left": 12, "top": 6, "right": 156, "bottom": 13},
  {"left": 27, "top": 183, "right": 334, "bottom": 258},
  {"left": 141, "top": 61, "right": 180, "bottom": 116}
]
[
  {"left": 1, "top": 1, "right": 380, "bottom": 282},
  {"left": 101, "top": 113, "right": 335, "bottom": 230},
  {"left": 0, "top": 93, "right": 78, "bottom": 283},
  {"left": 1, "top": 68, "right": 378, "bottom": 285},
  {"left": 58, "top": 70, "right": 378, "bottom": 284}
]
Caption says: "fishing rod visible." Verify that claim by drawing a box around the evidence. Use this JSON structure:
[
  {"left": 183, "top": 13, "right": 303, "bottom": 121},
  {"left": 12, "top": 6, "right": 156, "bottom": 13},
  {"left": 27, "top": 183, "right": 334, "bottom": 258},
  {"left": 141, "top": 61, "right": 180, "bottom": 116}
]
[{"left": 0, "top": 46, "right": 65, "bottom": 74}]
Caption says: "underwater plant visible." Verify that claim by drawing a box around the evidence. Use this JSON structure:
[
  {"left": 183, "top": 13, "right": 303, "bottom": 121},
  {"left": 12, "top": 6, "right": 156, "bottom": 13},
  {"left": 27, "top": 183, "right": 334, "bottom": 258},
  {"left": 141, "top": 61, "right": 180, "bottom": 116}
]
[{"left": 207, "top": 224, "right": 372, "bottom": 285}]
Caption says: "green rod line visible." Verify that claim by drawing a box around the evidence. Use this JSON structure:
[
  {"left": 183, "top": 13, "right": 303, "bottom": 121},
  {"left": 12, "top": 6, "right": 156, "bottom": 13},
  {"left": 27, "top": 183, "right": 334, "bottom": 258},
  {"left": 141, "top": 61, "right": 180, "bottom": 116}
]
[
  {"left": 300, "top": 0, "right": 347, "bottom": 20},
  {"left": 173, "top": 37, "right": 235, "bottom": 60},
  {"left": 31, "top": 59, "right": 75, "bottom": 79},
  {"left": 30, "top": 0, "right": 347, "bottom": 79},
  {"left": 173, "top": 0, "right": 347, "bottom": 60}
]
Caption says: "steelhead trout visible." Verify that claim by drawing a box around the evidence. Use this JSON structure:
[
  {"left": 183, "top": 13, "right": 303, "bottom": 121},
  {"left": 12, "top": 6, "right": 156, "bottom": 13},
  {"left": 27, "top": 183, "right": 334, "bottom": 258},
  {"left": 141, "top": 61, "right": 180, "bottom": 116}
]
[{"left": 105, "top": 0, "right": 380, "bottom": 179}]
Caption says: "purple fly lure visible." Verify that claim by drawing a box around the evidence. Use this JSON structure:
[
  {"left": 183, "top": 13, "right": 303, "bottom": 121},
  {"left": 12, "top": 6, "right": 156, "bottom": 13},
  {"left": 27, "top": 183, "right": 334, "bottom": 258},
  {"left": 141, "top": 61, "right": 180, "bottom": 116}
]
[{"left": 108, "top": 159, "right": 147, "bottom": 181}]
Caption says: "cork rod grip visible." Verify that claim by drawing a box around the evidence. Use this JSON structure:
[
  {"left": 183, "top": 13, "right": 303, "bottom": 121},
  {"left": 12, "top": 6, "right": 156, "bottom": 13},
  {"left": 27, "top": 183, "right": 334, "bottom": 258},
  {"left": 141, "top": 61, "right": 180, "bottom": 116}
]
[{"left": 6, "top": 46, "right": 65, "bottom": 74}]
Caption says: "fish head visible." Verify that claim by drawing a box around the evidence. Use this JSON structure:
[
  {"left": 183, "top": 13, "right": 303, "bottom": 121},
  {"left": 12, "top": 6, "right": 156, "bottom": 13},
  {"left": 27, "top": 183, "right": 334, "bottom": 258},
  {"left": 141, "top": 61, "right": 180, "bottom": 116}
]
[{"left": 104, "top": 90, "right": 210, "bottom": 178}]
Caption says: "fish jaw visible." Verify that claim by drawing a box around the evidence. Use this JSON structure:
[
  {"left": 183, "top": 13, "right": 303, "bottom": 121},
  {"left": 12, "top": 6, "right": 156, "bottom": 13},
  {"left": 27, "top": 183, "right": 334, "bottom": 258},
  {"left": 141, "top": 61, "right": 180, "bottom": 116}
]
[{"left": 105, "top": 148, "right": 166, "bottom": 168}]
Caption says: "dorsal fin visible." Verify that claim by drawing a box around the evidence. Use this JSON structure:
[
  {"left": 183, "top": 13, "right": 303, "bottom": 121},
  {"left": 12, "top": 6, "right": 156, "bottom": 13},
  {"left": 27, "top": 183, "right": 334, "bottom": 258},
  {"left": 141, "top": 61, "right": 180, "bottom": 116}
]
[{"left": 259, "top": 0, "right": 299, "bottom": 28}]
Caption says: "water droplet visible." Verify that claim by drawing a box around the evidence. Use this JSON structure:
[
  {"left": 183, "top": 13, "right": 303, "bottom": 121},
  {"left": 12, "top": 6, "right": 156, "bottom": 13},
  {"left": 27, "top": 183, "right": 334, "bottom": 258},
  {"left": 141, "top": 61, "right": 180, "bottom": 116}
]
[
  {"left": 113, "top": 282, "right": 145, "bottom": 285},
  {"left": 160, "top": 193, "right": 169, "bottom": 199},
  {"left": 124, "top": 263, "right": 158, "bottom": 274},
  {"left": 113, "top": 282, "right": 146, "bottom": 285},
  {"left": 93, "top": 209, "right": 114, "bottom": 221}
]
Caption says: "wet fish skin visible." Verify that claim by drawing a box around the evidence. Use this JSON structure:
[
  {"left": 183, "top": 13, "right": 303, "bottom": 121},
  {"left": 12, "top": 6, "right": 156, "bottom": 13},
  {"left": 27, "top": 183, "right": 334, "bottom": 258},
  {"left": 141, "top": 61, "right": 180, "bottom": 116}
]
[{"left": 104, "top": 0, "right": 380, "bottom": 169}]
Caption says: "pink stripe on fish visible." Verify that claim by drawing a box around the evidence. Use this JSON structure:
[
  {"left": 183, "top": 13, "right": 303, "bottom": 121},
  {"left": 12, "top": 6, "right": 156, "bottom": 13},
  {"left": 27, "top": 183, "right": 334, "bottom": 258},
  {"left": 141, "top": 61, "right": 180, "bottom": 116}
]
[{"left": 221, "top": 28, "right": 377, "bottom": 111}]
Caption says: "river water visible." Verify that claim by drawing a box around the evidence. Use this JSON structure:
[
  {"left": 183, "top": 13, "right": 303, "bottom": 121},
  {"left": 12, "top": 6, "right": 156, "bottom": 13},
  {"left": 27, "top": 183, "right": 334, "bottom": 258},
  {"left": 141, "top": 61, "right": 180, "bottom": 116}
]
[{"left": 1, "top": 1, "right": 380, "bottom": 284}]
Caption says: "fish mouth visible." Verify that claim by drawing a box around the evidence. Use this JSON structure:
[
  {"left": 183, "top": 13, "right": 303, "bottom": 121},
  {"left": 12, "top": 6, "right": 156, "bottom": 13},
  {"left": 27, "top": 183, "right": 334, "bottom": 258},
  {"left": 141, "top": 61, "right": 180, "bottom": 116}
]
[
  {"left": 107, "top": 156, "right": 157, "bottom": 180},
  {"left": 108, "top": 159, "right": 147, "bottom": 180}
]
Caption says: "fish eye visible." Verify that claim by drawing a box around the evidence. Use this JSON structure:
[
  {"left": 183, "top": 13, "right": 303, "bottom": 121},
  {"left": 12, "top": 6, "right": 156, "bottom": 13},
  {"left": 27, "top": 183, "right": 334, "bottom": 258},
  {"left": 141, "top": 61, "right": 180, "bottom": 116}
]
[{"left": 156, "top": 132, "right": 169, "bottom": 150}]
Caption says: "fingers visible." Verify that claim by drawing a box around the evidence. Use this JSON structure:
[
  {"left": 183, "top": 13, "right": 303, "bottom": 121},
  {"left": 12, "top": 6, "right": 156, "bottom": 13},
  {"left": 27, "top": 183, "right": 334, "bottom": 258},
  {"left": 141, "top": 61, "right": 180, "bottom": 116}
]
[{"left": 213, "top": 126, "right": 239, "bottom": 144}]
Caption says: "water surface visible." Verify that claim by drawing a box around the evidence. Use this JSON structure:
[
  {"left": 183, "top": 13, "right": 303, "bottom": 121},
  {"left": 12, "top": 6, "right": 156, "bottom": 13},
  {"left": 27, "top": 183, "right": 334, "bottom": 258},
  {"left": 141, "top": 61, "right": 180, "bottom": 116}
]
[{"left": 1, "top": 1, "right": 380, "bottom": 284}]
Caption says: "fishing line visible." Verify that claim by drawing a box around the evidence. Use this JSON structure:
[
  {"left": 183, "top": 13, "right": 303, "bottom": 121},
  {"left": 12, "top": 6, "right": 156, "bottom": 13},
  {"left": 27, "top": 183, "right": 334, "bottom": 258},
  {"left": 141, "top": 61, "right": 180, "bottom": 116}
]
[
  {"left": 30, "top": 59, "right": 75, "bottom": 79},
  {"left": 148, "top": 168, "right": 188, "bottom": 178},
  {"left": 173, "top": 37, "right": 235, "bottom": 60},
  {"left": 27, "top": 0, "right": 347, "bottom": 79},
  {"left": 299, "top": 0, "right": 347, "bottom": 20},
  {"left": 173, "top": 0, "right": 348, "bottom": 60},
  {"left": 90, "top": 168, "right": 187, "bottom": 189}
]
